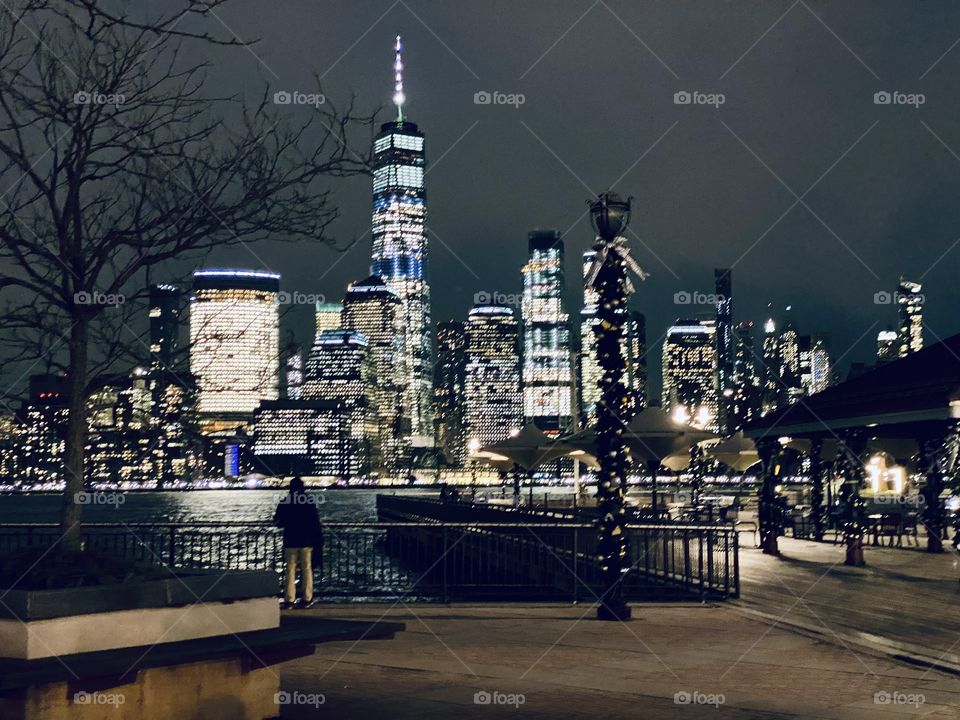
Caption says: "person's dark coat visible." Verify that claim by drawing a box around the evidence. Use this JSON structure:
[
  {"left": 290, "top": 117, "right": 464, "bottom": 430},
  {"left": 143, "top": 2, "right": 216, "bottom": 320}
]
[{"left": 273, "top": 492, "right": 323, "bottom": 549}]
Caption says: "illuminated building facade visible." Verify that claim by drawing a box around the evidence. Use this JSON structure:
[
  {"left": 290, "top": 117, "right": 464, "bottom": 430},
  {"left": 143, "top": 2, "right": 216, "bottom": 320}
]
[
  {"left": 662, "top": 318, "right": 718, "bottom": 430},
  {"left": 730, "top": 321, "right": 761, "bottom": 430},
  {"left": 807, "top": 336, "right": 832, "bottom": 395},
  {"left": 252, "top": 399, "right": 355, "bottom": 478},
  {"left": 14, "top": 375, "right": 68, "bottom": 487},
  {"left": 714, "top": 268, "right": 733, "bottom": 433},
  {"left": 189, "top": 270, "right": 280, "bottom": 420},
  {"left": 300, "top": 330, "right": 379, "bottom": 475},
  {"left": 897, "top": 279, "right": 923, "bottom": 357},
  {"left": 314, "top": 302, "right": 342, "bottom": 338},
  {"left": 149, "top": 284, "right": 180, "bottom": 372},
  {"left": 761, "top": 316, "right": 781, "bottom": 414},
  {"left": 464, "top": 304, "right": 522, "bottom": 452},
  {"left": 578, "top": 249, "right": 646, "bottom": 422},
  {"left": 434, "top": 320, "right": 466, "bottom": 464},
  {"left": 342, "top": 275, "right": 404, "bottom": 469},
  {"left": 369, "top": 36, "right": 433, "bottom": 442},
  {"left": 877, "top": 329, "right": 898, "bottom": 364},
  {"left": 521, "top": 230, "right": 572, "bottom": 434}
]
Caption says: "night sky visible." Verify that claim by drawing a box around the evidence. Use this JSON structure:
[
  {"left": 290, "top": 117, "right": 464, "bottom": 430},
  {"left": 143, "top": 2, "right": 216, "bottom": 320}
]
[{"left": 163, "top": 1, "right": 960, "bottom": 395}]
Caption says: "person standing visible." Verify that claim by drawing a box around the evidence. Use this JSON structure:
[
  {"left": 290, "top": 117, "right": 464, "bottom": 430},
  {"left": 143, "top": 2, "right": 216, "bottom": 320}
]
[{"left": 273, "top": 477, "right": 323, "bottom": 609}]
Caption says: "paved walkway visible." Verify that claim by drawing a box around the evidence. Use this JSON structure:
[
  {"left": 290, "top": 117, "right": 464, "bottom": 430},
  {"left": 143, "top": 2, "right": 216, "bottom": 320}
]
[
  {"left": 278, "top": 603, "right": 960, "bottom": 719},
  {"left": 736, "top": 536, "right": 960, "bottom": 671}
]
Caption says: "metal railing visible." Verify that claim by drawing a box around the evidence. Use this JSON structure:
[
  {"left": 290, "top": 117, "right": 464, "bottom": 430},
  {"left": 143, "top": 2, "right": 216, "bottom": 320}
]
[{"left": 0, "top": 520, "right": 738, "bottom": 602}]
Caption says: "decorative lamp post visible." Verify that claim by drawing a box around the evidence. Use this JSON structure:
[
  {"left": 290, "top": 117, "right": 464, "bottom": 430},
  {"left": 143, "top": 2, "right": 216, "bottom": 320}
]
[{"left": 586, "top": 192, "right": 645, "bottom": 621}]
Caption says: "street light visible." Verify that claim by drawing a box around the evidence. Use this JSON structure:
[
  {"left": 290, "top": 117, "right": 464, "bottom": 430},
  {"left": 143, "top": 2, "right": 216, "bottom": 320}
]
[{"left": 587, "top": 191, "right": 637, "bottom": 621}]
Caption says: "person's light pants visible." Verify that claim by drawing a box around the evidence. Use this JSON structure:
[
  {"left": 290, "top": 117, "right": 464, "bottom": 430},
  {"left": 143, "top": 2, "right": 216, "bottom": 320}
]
[{"left": 284, "top": 547, "right": 313, "bottom": 603}]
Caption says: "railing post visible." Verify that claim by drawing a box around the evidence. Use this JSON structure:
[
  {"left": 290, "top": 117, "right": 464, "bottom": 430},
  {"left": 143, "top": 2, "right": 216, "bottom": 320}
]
[
  {"left": 707, "top": 527, "right": 715, "bottom": 595},
  {"left": 698, "top": 529, "right": 705, "bottom": 602},
  {"left": 168, "top": 526, "right": 176, "bottom": 568},
  {"left": 733, "top": 528, "right": 740, "bottom": 598},
  {"left": 442, "top": 526, "right": 449, "bottom": 604},
  {"left": 572, "top": 527, "right": 579, "bottom": 604}
]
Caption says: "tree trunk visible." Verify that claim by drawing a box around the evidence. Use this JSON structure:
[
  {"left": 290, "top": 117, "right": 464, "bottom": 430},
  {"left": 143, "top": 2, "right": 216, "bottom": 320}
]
[{"left": 60, "top": 319, "right": 89, "bottom": 552}]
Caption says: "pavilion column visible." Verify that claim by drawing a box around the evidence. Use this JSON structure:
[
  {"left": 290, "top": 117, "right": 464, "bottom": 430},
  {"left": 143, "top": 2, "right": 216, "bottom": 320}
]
[
  {"left": 809, "top": 439, "right": 825, "bottom": 542},
  {"left": 756, "top": 437, "right": 781, "bottom": 556},
  {"left": 836, "top": 430, "right": 867, "bottom": 567},
  {"left": 918, "top": 421, "right": 958, "bottom": 554}
]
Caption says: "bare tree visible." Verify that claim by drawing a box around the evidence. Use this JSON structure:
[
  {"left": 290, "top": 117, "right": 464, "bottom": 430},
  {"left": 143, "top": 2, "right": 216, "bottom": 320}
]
[{"left": 0, "top": 1, "right": 376, "bottom": 550}]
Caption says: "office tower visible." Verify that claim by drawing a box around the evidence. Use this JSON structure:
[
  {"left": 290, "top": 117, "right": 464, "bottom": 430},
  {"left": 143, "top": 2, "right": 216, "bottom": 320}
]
[
  {"left": 300, "top": 329, "right": 379, "bottom": 474},
  {"left": 15, "top": 375, "right": 68, "bottom": 486},
  {"left": 661, "top": 318, "right": 719, "bottom": 430},
  {"left": 284, "top": 349, "right": 303, "bottom": 400},
  {"left": 521, "top": 230, "right": 573, "bottom": 434},
  {"left": 252, "top": 399, "right": 356, "bottom": 478},
  {"left": 314, "top": 302, "right": 342, "bottom": 338},
  {"left": 464, "top": 304, "right": 522, "bottom": 453},
  {"left": 730, "top": 321, "right": 761, "bottom": 430},
  {"left": 148, "top": 284, "right": 180, "bottom": 372},
  {"left": 189, "top": 269, "right": 280, "bottom": 419},
  {"left": 435, "top": 320, "right": 467, "bottom": 464},
  {"left": 342, "top": 275, "right": 404, "bottom": 469},
  {"left": 808, "top": 336, "right": 831, "bottom": 395},
  {"left": 780, "top": 314, "right": 804, "bottom": 404},
  {"left": 877, "top": 329, "right": 898, "bottom": 364},
  {"left": 578, "top": 249, "right": 645, "bottom": 422},
  {"left": 0, "top": 413, "right": 15, "bottom": 482},
  {"left": 714, "top": 269, "right": 733, "bottom": 433},
  {"left": 761, "top": 316, "right": 781, "bottom": 414},
  {"left": 369, "top": 36, "right": 433, "bottom": 442},
  {"left": 897, "top": 279, "right": 923, "bottom": 357}
]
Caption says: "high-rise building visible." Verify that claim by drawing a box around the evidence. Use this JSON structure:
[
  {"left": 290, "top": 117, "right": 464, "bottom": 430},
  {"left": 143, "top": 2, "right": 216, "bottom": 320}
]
[
  {"left": 714, "top": 269, "right": 733, "bottom": 433},
  {"left": 189, "top": 270, "right": 280, "bottom": 421},
  {"left": 149, "top": 284, "right": 180, "bottom": 372},
  {"left": 521, "top": 230, "right": 572, "bottom": 434},
  {"left": 434, "top": 320, "right": 467, "bottom": 464},
  {"left": 897, "top": 279, "right": 923, "bottom": 357},
  {"left": 578, "top": 249, "right": 645, "bottom": 423},
  {"left": 761, "top": 315, "right": 781, "bottom": 414},
  {"left": 780, "top": 313, "right": 804, "bottom": 404},
  {"left": 730, "top": 321, "right": 761, "bottom": 430},
  {"left": 314, "top": 302, "right": 342, "bottom": 338},
  {"left": 300, "top": 329, "right": 379, "bottom": 474},
  {"left": 369, "top": 36, "right": 433, "bottom": 442},
  {"left": 464, "top": 304, "right": 522, "bottom": 453},
  {"left": 877, "top": 329, "right": 898, "bottom": 364},
  {"left": 808, "top": 335, "right": 831, "bottom": 395},
  {"left": 342, "top": 275, "right": 404, "bottom": 469},
  {"left": 252, "top": 399, "right": 355, "bottom": 479},
  {"left": 283, "top": 348, "right": 303, "bottom": 400},
  {"left": 662, "top": 318, "right": 718, "bottom": 430},
  {"left": 15, "top": 375, "right": 68, "bottom": 487}
]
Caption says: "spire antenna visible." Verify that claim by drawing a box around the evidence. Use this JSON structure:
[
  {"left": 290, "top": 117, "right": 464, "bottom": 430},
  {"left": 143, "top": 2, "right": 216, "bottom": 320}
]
[{"left": 393, "top": 34, "right": 405, "bottom": 122}]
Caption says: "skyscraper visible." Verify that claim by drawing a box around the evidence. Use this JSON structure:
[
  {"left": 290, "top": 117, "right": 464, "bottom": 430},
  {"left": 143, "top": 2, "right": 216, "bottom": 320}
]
[
  {"left": 730, "top": 321, "right": 761, "bottom": 429},
  {"left": 149, "top": 284, "right": 180, "bottom": 372},
  {"left": 808, "top": 335, "right": 832, "bottom": 395},
  {"left": 578, "top": 249, "right": 645, "bottom": 423},
  {"left": 662, "top": 318, "right": 718, "bottom": 430},
  {"left": 714, "top": 269, "right": 733, "bottom": 433},
  {"left": 342, "top": 275, "right": 404, "bottom": 469},
  {"left": 189, "top": 269, "right": 280, "bottom": 420},
  {"left": 761, "top": 315, "right": 781, "bottom": 414},
  {"left": 521, "top": 230, "right": 572, "bottom": 434},
  {"left": 369, "top": 36, "right": 433, "bottom": 442},
  {"left": 897, "top": 279, "right": 923, "bottom": 357},
  {"left": 877, "top": 328, "right": 898, "bottom": 364},
  {"left": 314, "top": 302, "right": 342, "bottom": 338},
  {"left": 464, "top": 304, "right": 522, "bottom": 452},
  {"left": 434, "top": 320, "right": 467, "bottom": 464}
]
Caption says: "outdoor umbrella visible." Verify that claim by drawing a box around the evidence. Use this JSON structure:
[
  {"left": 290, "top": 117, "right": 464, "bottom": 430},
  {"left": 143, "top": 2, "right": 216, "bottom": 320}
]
[
  {"left": 705, "top": 432, "right": 759, "bottom": 472},
  {"left": 476, "top": 422, "right": 579, "bottom": 473}
]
